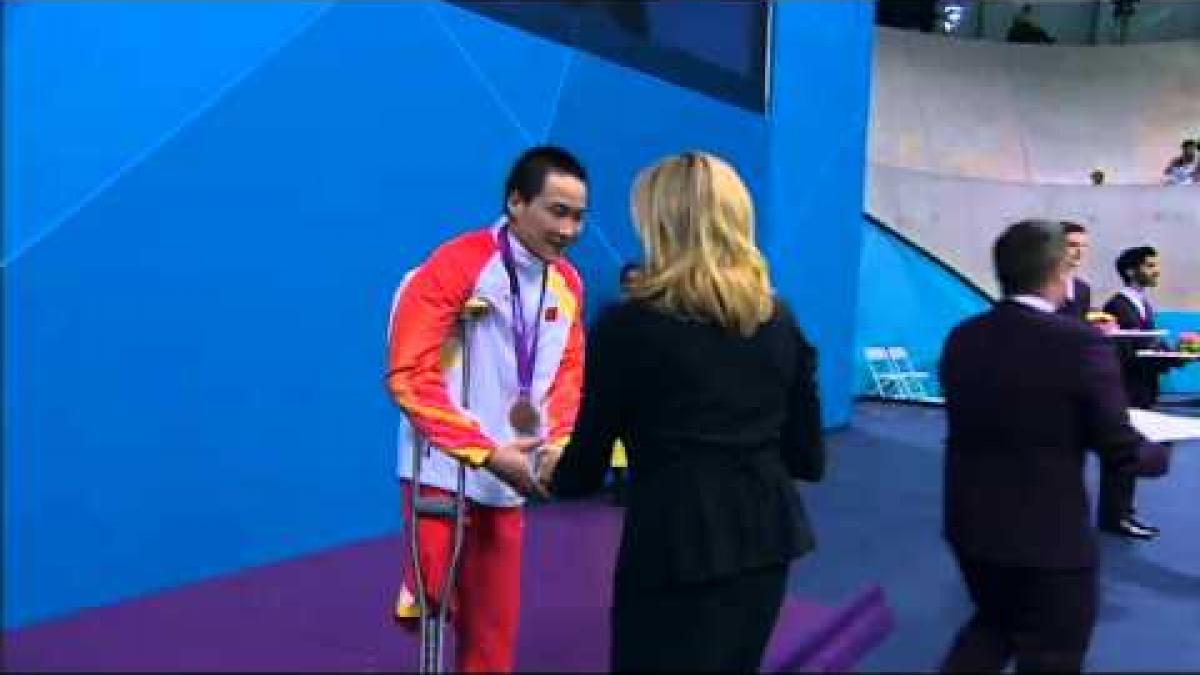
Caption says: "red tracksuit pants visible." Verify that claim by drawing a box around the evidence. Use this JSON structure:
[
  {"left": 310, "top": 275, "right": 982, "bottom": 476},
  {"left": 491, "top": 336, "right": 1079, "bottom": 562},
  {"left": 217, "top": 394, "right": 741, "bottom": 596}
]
[{"left": 400, "top": 480, "right": 524, "bottom": 672}]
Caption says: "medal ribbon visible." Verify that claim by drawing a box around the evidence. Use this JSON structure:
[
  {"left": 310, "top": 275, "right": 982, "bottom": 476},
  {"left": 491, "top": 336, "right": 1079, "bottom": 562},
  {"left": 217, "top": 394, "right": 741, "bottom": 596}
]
[{"left": 498, "top": 225, "right": 548, "bottom": 402}]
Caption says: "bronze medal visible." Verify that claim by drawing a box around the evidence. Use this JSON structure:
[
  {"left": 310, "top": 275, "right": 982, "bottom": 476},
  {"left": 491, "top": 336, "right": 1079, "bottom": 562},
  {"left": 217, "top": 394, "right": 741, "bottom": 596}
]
[{"left": 508, "top": 398, "right": 540, "bottom": 435}]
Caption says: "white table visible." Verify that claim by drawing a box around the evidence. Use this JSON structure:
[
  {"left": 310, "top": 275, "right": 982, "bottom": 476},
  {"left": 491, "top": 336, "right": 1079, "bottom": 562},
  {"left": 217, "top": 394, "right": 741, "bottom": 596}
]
[
  {"left": 1107, "top": 329, "right": 1168, "bottom": 338},
  {"left": 1135, "top": 350, "right": 1200, "bottom": 360}
]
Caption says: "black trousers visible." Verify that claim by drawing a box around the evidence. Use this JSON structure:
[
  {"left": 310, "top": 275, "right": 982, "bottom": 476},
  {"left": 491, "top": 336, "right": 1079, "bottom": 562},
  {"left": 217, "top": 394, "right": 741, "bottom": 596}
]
[
  {"left": 1097, "top": 466, "right": 1136, "bottom": 527},
  {"left": 1099, "top": 370, "right": 1159, "bottom": 526},
  {"left": 611, "top": 563, "right": 788, "bottom": 673},
  {"left": 941, "top": 556, "right": 1095, "bottom": 673}
]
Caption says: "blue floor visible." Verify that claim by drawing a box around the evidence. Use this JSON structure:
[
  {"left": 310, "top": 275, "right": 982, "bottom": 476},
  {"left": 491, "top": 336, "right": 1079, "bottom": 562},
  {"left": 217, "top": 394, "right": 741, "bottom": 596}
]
[{"left": 788, "top": 401, "right": 1200, "bottom": 672}]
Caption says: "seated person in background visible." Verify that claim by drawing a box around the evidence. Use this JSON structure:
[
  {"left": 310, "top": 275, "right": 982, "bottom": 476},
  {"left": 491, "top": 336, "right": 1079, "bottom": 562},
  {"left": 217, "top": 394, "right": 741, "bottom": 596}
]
[
  {"left": 542, "top": 151, "right": 825, "bottom": 672},
  {"left": 1007, "top": 4, "right": 1056, "bottom": 44},
  {"left": 607, "top": 262, "right": 643, "bottom": 506},
  {"left": 609, "top": 438, "right": 628, "bottom": 505},
  {"left": 1163, "top": 139, "right": 1198, "bottom": 185}
]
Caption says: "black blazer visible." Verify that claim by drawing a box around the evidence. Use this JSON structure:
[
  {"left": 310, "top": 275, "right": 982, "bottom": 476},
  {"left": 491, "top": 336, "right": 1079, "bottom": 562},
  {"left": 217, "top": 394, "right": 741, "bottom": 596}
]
[
  {"left": 939, "top": 301, "right": 1168, "bottom": 569},
  {"left": 1057, "top": 277, "right": 1092, "bottom": 320},
  {"left": 1102, "top": 292, "right": 1174, "bottom": 408},
  {"left": 551, "top": 300, "right": 825, "bottom": 591}
]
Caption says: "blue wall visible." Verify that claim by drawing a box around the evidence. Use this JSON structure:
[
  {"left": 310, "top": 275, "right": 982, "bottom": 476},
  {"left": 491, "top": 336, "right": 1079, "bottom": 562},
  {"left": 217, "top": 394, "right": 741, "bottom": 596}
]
[
  {"left": 766, "top": 0, "right": 876, "bottom": 428},
  {"left": 854, "top": 217, "right": 991, "bottom": 396},
  {"left": 1159, "top": 312, "right": 1200, "bottom": 395},
  {"left": 3, "top": 1, "right": 874, "bottom": 628},
  {"left": 3, "top": 1, "right": 334, "bottom": 263}
]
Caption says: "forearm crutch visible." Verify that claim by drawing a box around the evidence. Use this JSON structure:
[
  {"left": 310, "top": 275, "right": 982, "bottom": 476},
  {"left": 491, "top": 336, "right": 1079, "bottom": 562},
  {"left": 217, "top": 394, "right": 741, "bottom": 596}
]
[{"left": 408, "top": 297, "right": 489, "bottom": 674}]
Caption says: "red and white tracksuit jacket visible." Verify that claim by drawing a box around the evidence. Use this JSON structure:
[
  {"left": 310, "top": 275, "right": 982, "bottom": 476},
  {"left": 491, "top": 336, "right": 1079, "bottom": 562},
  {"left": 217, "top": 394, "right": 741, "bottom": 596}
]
[{"left": 387, "top": 220, "right": 585, "bottom": 504}]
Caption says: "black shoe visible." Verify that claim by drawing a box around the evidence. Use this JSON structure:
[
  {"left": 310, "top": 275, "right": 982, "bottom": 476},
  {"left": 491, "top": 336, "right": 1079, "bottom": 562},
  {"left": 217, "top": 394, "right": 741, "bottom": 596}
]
[
  {"left": 1100, "top": 518, "right": 1158, "bottom": 540},
  {"left": 1128, "top": 517, "right": 1160, "bottom": 535}
]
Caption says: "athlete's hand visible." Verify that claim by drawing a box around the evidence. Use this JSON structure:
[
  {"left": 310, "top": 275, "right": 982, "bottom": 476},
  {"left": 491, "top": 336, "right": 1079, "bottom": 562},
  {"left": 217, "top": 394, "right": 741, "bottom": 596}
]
[{"left": 484, "top": 437, "right": 549, "bottom": 499}]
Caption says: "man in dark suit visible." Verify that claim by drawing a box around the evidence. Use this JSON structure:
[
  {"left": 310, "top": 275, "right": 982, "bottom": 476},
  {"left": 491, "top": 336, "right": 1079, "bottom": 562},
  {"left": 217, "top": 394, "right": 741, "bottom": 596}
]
[
  {"left": 1097, "top": 246, "right": 1179, "bottom": 539},
  {"left": 1056, "top": 222, "right": 1092, "bottom": 320},
  {"left": 939, "top": 220, "right": 1170, "bottom": 673}
]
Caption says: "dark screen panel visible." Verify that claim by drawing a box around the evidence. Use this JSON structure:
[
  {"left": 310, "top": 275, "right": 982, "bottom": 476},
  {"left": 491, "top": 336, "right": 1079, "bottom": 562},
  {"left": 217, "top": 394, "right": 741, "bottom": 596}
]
[{"left": 446, "top": 0, "right": 771, "bottom": 113}]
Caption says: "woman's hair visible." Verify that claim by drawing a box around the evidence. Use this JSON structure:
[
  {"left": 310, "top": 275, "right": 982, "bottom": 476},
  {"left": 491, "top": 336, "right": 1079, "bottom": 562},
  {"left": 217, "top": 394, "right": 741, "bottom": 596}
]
[{"left": 626, "top": 151, "right": 774, "bottom": 337}]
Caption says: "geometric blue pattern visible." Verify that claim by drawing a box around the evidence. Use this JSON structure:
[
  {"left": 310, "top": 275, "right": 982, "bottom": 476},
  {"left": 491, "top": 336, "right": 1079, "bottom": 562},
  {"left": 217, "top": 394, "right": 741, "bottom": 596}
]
[
  {"left": 3, "top": 0, "right": 872, "bottom": 628},
  {"left": 2, "top": 1, "right": 334, "bottom": 266}
]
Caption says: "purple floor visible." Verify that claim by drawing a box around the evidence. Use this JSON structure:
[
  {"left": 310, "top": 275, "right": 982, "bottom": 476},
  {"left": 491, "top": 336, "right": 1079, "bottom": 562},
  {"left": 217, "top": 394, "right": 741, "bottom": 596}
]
[{"left": 4, "top": 500, "right": 892, "bottom": 672}]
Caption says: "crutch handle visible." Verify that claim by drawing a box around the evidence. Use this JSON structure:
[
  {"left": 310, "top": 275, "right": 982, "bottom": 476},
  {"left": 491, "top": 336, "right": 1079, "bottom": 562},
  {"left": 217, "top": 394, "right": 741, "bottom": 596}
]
[{"left": 461, "top": 297, "right": 490, "bottom": 320}]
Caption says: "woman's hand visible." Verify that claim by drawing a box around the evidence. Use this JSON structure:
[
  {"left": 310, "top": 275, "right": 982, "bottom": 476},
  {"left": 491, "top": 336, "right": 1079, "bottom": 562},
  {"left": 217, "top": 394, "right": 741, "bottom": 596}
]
[{"left": 535, "top": 445, "right": 564, "bottom": 495}]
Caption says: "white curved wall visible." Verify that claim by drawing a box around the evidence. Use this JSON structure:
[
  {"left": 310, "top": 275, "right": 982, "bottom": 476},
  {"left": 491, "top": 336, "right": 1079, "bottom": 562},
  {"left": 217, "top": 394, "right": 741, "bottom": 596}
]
[
  {"left": 870, "top": 28, "right": 1200, "bottom": 185},
  {"left": 868, "top": 164, "right": 1199, "bottom": 310},
  {"left": 868, "top": 28, "right": 1199, "bottom": 311}
]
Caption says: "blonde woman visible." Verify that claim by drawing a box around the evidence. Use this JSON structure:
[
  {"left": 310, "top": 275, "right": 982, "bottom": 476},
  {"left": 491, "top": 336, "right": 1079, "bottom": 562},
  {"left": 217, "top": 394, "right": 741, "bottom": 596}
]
[{"left": 542, "top": 152, "right": 826, "bottom": 672}]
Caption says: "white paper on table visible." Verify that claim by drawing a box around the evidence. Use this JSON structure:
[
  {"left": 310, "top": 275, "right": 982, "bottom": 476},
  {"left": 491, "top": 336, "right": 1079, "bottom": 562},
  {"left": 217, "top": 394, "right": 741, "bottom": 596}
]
[
  {"left": 1108, "top": 328, "right": 1168, "bottom": 338},
  {"left": 1135, "top": 350, "right": 1200, "bottom": 359},
  {"left": 1128, "top": 408, "right": 1200, "bottom": 442}
]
